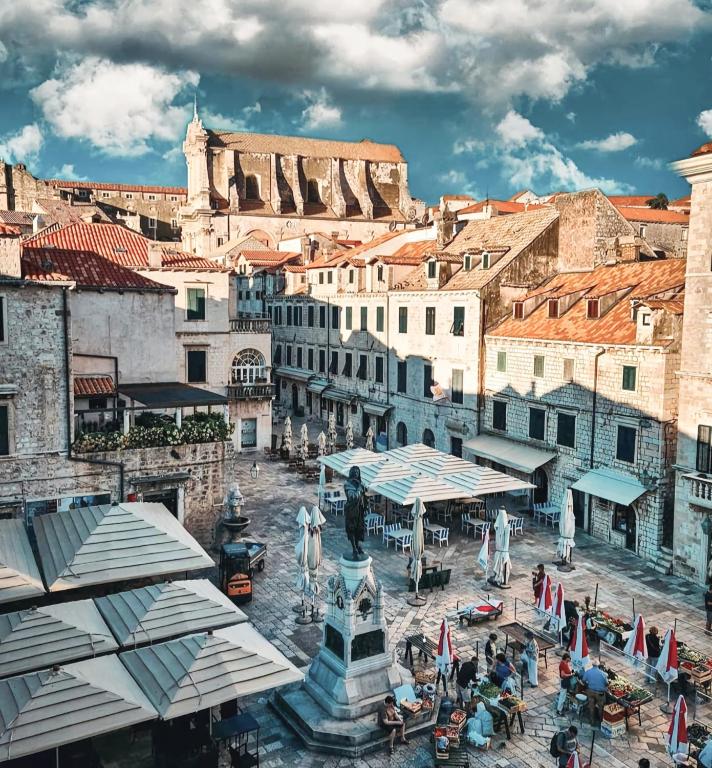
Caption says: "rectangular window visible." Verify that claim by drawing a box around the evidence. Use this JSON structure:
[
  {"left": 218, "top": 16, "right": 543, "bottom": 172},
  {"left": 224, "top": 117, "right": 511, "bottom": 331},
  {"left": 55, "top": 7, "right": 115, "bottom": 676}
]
[
  {"left": 548, "top": 299, "right": 559, "bottom": 318},
  {"left": 557, "top": 413, "right": 576, "bottom": 448},
  {"left": 148, "top": 217, "right": 157, "bottom": 228},
  {"left": 563, "top": 358, "right": 575, "bottom": 382},
  {"left": 696, "top": 425, "right": 712, "bottom": 473},
  {"left": 308, "top": 305, "right": 314, "bottom": 327},
  {"left": 186, "top": 350, "right": 207, "bottom": 383},
  {"left": 327, "top": 271, "right": 333, "bottom": 284},
  {"left": 331, "top": 305, "right": 339, "bottom": 329},
  {"left": 533, "top": 355, "right": 545, "bottom": 378},
  {"left": 398, "top": 306, "right": 408, "bottom": 333},
  {"left": 307, "top": 348, "right": 314, "bottom": 371},
  {"left": 171, "top": 218, "right": 178, "bottom": 230},
  {"left": 88, "top": 397, "right": 107, "bottom": 410},
  {"left": 273, "top": 345, "right": 282, "bottom": 365},
  {"left": 496, "top": 351, "right": 507, "bottom": 373},
  {"left": 345, "top": 306, "right": 352, "bottom": 330},
  {"left": 377, "top": 265, "right": 384, "bottom": 282},
  {"left": 318, "top": 350, "right": 326, "bottom": 374},
  {"left": 286, "top": 306, "right": 293, "bottom": 326},
  {"left": 376, "top": 306, "right": 384, "bottom": 332},
  {"left": 360, "top": 306, "right": 368, "bottom": 331},
  {"left": 450, "top": 437, "right": 463, "bottom": 458},
  {"left": 186, "top": 287, "right": 206, "bottom": 321},
  {"left": 286, "top": 346, "right": 293, "bottom": 366},
  {"left": 587, "top": 299, "right": 599, "bottom": 319},
  {"left": 513, "top": 302, "right": 523, "bottom": 319},
  {"left": 349, "top": 270, "right": 354, "bottom": 284},
  {"left": 0, "top": 404, "right": 8, "bottom": 456},
  {"left": 397, "top": 361, "right": 407, "bottom": 394},
  {"left": 0, "top": 297, "right": 5, "bottom": 343},
  {"left": 319, "top": 306, "right": 326, "bottom": 328},
  {"left": 296, "top": 347, "right": 303, "bottom": 368},
  {"left": 529, "top": 407, "right": 546, "bottom": 440},
  {"left": 343, "top": 353, "right": 352, "bottom": 377},
  {"left": 375, "top": 357, "right": 384, "bottom": 384},
  {"left": 492, "top": 400, "right": 507, "bottom": 431},
  {"left": 423, "top": 364, "right": 433, "bottom": 399},
  {"left": 425, "top": 307, "right": 436, "bottom": 335},
  {"left": 616, "top": 425, "right": 636, "bottom": 463},
  {"left": 622, "top": 365, "right": 637, "bottom": 392},
  {"left": 329, "top": 351, "right": 338, "bottom": 375},
  {"left": 318, "top": 272, "right": 324, "bottom": 285},
  {"left": 357, "top": 354, "right": 367, "bottom": 380},
  {"left": 451, "top": 369, "right": 464, "bottom": 404},
  {"left": 427, "top": 261, "right": 436, "bottom": 279},
  {"left": 452, "top": 306, "right": 465, "bottom": 336}
]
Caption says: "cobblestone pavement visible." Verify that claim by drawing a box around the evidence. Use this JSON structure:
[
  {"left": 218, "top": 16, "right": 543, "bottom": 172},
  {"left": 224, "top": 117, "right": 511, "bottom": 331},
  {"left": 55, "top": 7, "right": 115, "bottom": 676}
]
[{"left": 223, "top": 454, "right": 709, "bottom": 768}]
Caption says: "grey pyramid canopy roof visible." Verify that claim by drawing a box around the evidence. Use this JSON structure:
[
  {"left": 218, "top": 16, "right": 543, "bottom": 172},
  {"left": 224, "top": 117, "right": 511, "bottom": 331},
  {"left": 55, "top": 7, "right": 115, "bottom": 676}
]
[
  {"left": 0, "top": 520, "right": 45, "bottom": 605},
  {"left": 120, "top": 624, "right": 303, "bottom": 719},
  {"left": 0, "top": 599, "right": 118, "bottom": 678},
  {"left": 0, "top": 655, "right": 157, "bottom": 761},
  {"left": 95, "top": 579, "right": 247, "bottom": 648},
  {"left": 33, "top": 502, "right": 215, "bottom": 591}
]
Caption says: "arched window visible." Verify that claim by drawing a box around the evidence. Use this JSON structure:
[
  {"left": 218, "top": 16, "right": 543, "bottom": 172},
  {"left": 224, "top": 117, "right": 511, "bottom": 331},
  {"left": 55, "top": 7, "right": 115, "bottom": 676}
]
[
  {"left": 306, "top": 178, "right": 321, "bottom": 204},
  {"left": 422, "top": 428, "right": 435, "bottom": 448},
  {"left": 396, "top": 422, "right": 408, "bottom": 447},
  {"left": 245, "top": 174, "right": 260, "bottom": 201},
  {"left": 231, "top": 349, "right": 266, "bottom": 384}
]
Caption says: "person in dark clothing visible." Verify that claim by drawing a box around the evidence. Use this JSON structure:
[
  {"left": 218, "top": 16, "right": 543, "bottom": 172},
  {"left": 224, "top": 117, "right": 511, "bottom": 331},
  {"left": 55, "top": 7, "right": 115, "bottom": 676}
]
[
  {"left": 490, "top": 652, "right": 515, "bottom": 687},
  {"left": 532, "top": 563, "right": 545, "bottom": 603},
  {"left": 456, "top": 656, "right": 478, "bottom": 706},
  {"left": 556, "top": 725, "right": 579, "bottom": 768},
  {"left": 484, "top": 633, "right": 498, "bottom": 672},
  {"left": 646, "top": 626, "right": 662, "bottom": 680},
  {"left": 705, "top": 585, "right": 712, "bottom": 632}
]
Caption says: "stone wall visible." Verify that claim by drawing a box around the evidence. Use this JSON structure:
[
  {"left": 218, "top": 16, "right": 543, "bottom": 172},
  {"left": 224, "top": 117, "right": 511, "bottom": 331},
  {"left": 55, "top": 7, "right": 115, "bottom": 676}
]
[
  {"left": 0, "top": 162, "right": 56, "bottom": 210},
  {"left": 630, "top": 220, "right": 688, "bottom": 259}
]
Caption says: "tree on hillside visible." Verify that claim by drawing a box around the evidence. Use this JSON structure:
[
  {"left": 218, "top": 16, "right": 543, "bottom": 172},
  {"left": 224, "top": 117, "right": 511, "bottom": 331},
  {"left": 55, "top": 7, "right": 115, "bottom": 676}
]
[{"left": 647, "top": 193, "right": 669, "bottom": 210}]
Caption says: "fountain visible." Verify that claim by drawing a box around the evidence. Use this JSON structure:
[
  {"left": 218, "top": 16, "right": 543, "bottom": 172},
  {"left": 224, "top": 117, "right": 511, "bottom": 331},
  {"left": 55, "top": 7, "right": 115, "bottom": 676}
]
[{"left": 221, "top": 482, "right": 250, "bottom": 543}]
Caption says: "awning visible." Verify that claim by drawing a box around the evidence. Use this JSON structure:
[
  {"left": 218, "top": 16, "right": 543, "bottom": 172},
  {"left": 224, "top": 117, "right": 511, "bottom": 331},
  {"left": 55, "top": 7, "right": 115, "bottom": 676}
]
[
  {"left": 571, "top": 468, "right": 647, "bottom": 507},
  {"left": 118, "top": 382, "right": 227, "bottom": 408},
  {"left": 307, "top": 378, "right": 330, "bottom": 395},
  {"left": 443, "top": 468, "right": 535, "bottom": 497},
  {"left": 0, "top": 655, "right": 157, "bottom": 761},
  {"left": 445, "top": 418, "right": 470, "bottom": 435},
  {"left": 371, "top": 474, "right": 463, "bottom": 505},
  {"left": 464, "top": 434, "right": 556, "bottom": 474},
  {"left": 95, "top": 579, "right": 247, "bottom": 647},
  {"left": 319, "top": 448, "right": 384, "bottom": 475},
  {"left": 362, "top": 401, "right": 393, "bottom": 418},
  {"left": 274, "top": 366, "right": 311, "bottom": 383},
  {"left": 321, "top": 386, "right": 357, "bottom": 404},
  {"left": 120, "top": 624, "right": 303, "bottom": 719},
  {"left": 0, "top": 519, "right": 46, "bottom": 605},
  {"left": 0, "top": 600, "right": 118, "bottom": 678},
  {"left": 34, "top": 502, "right": 215, "bottom": 592}
]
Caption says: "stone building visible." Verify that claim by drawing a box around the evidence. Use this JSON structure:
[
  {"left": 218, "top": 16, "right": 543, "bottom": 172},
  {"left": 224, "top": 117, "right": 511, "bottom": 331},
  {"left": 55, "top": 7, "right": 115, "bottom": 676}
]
[
  {"left": 483, "top": 259, "right": 685, "bottom": 565},
  {"left": 671, "top": 143, "right": 712, "bottom": 585},
  {"left": 612, "top": 206, "right": 689, "bottom": 259},
  {"left": 180, "top": 110, "right": 423, "bottom": 257}
]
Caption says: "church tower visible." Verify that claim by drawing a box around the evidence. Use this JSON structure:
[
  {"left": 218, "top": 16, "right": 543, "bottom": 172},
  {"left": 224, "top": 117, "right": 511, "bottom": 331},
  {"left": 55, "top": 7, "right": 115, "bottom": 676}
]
[{"left": 179, "top": 104, "right": 214, "bottom": 255}]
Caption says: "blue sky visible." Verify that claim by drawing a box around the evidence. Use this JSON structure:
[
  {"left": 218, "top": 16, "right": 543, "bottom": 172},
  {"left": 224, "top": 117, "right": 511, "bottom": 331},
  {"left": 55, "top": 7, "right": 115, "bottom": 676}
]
[{"left": 1, "top": 1, "right": 711, "bottom": 204}]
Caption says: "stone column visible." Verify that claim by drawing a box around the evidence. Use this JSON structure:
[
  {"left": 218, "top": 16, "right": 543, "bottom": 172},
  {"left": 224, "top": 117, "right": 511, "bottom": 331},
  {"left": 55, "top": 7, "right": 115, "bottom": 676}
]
[
  {"left": 292, "top": 156, "right": 304, "bottom": 216},
  {"left": 330, "top": 158, "right": 346, "bottom": 217},
  {"left": 175, "top": 408, "right": 182, "bottom": 428}
]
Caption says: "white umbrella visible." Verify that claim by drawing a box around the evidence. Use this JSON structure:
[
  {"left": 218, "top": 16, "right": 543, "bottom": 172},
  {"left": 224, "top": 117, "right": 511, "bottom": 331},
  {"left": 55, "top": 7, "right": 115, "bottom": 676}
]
[
  {"left": 623, "top": 614, "right": 648, "bottom": 663},
  {"left": 317, "top": 431, "right": 326, "bottom": 456},
  {"left": 283, "top": 416, "right": 293, "bottom": 453},
  {"left": 365, "top": 425, "right": 375, "bottom": 451},
  {"left": 318, "top": 464, "right": 326, "bottom": 508},
  {"left": 296, "top": 505, "right": 310, "bottom": 527},
  {"left": 666, "top": 695, "right": 689, "bottom": 757},
  {"left": 307, "top": 505, "right": 324, "bottom": 599},
  {"left": 345, "top": 421, "right": 354, "bottom": 450},
  {"left": 491, "top": 508, "right": 511, "bottom": 586},
  {"left": 294, "top": 511, "right": 309, "bottom": 596},
  {"left": 557, "top": 489, "right": 576, "bottom": 563},
  {"left": 300, "top": 423, "right": 309, "bottom": 460},
  {"left": 327, "top": 414, "right": 336, "bottom": 452},
  {"left": 409, "top": 498, "right": 426, "bottom": 604},
  {"left": 477, "top": 528, "right": 490, "bottom": 575}
]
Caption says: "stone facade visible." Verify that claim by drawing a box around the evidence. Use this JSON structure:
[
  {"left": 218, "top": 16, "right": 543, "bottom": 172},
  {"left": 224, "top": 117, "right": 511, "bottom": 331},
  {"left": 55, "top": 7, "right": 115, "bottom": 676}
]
[
  {"left": 627, "top": 219, "right": 688, "bottom": 259},
  {"left": 671, "top": 149, "right": 712, "bottom": 585}
]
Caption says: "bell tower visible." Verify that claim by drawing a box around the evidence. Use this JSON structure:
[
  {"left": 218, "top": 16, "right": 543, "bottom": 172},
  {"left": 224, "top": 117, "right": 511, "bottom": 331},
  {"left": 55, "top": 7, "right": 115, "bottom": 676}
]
[{"left": 179, "top": 103, "right": 214, "bottom": 256}]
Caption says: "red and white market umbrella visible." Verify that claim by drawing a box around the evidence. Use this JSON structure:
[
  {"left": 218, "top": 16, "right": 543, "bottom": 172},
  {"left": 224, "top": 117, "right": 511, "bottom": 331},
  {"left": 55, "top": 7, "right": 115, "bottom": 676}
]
[
  {"left": 568, "top": 613, "right": 591, "bottom": 670},
  {"left": 536, "top": 573, "right": 553, "bottom": 614},
  {"left": 623, "top": 614, "right": 647, "bottom": 663},
  {"left": 436, "top": 618, "right": 453, "bottom": 678},
  {"left": 656, "top": 628, "right": 679, "bottom": 684},
  {"left": 666, "top": 694, "right": 689, "bottom": 756},
  {"left": 566, "top": 753, "right": 582, "bottom": 768},
  {"left": 552, "top": 582, "right": 566, "bottom": 632}
]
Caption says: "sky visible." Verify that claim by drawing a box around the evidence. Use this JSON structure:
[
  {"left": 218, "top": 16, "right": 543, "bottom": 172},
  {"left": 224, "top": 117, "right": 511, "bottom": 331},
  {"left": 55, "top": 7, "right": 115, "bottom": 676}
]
[{"left": 1, "top": 1, "right": 712, "bottom": 204}]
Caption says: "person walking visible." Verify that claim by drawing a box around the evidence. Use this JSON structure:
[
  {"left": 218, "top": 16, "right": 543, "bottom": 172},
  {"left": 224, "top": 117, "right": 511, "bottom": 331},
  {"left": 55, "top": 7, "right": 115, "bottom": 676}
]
[
  {"left": 555, "top": 725, "right": 579, "bottom": 768},
  {"left": 645, "top": 625, "right": 662, "bottom": 681},
  {"left": 520, "top": 630, "right": 539, "bottom": 687},
  {"left": 532, "top": 563, "right": 546, "bottom": 603},
  {"left": 705, "top": 583, "right": 712, "bottom": 632},
  {"left": 456, "top": 656, "right": 478, "bottom": 707},
  {"left": 556, "top": 652, "right": 576, "bottom": 715}
]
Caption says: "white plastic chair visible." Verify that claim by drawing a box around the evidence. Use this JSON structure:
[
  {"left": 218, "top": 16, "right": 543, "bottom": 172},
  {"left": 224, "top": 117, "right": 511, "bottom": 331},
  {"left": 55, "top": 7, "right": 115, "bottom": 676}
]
[
  {"left": 329, "top": 498, "right": 345, "bottom": 516},
  {"left": 365, "top": 513, "right": 384, "bottom": 536},
  {"left": 395, "top": 532, "right": 412, "bottom": 553},
  {"left": 383, "top": 524, "right": 399, "bottom": 547}
]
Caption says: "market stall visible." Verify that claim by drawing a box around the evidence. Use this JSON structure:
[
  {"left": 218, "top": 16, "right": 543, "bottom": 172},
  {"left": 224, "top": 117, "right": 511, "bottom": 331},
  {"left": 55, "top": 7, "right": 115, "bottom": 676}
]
[{"left": 689, "top": 719, "right": 712, "bottom": 765}]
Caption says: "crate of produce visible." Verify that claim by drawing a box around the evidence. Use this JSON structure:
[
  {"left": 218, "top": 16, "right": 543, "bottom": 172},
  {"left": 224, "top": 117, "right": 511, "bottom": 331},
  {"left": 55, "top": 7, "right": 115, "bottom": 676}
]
[
  {"left": 445, "top": 726, "right": 461, "bottom": 746},
  {"left": 602, "top": 703, "right": 625, "bottom": 724},
  {"left": 415, "top": 670, "right": 436, "bottom": 685},
  {"left": 449, "top": 709, "right": 467, "bottom": 732},
  {"left": 400, "top": 699, "right": 422, "bottom": 715},
  {"left": 601, "top": 719, "right": 626, "bottom": 739}
]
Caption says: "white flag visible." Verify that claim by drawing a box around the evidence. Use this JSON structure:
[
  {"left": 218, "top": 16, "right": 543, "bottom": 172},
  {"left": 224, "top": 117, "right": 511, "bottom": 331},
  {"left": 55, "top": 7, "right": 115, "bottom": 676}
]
[{"left": 477, "top": 529, "right": 490, "bottom": 573}]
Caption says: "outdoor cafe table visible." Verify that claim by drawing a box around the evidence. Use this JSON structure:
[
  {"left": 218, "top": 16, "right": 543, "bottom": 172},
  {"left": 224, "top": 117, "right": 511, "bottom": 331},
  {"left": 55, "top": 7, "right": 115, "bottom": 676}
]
[{"left": 499, "top": 622, "right": 554, "bottom": 669}]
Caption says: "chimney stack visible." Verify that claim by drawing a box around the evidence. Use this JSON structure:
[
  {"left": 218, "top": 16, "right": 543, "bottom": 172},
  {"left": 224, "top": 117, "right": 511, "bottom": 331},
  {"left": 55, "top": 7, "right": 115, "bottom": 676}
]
[
  {"left": 0, "top": 226, "right": 22, "bottom": 278},
  {"left": 147, "top": 241, "right": 164, "bottom": 269}
]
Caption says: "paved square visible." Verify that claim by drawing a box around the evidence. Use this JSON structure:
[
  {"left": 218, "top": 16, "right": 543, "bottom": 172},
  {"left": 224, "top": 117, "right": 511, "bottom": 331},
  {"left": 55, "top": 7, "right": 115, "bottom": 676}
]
[{"left": 227, "top": 455, "right": 709, "bottom": 768}]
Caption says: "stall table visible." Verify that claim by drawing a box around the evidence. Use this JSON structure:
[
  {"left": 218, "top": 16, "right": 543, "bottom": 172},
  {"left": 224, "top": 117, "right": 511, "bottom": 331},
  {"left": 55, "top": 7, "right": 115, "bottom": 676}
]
[
  {"left": 403, "top": 633, "right": 461, "bottom": 684},
  {"left": 499, "top": 622, "right": 554, "bottom": 668},
  {"left": 212, "top": 711, "right": 260, "bottom": 768}
]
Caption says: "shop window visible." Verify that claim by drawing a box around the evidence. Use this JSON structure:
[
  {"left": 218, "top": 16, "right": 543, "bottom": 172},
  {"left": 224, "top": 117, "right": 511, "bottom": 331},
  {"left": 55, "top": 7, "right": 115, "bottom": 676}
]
[
  {"left": 186, "top": 287, "right": 206, "bottom": 321},
  {"left": 398, "top": 307, "right": 408, "bottom": 333},
  {"left": 616, "top": 425, "right": 636, "bottom": 463},
  {"left": 397, "top": 361, "right": 407, "bottom": 393},
  {"left": 529, "top": 407, "right": 546, "bottom": 440},
  {"left": 557, "top": 412, "right": 576, "bottom": 448},
  {"left": 187, "top": 349, "right": 207, "bottom": 383},
  {"left": 376, "top": 306, "right": 384, "bottom": 332},
  {"left": 613, "top": 504, "right": 637, "bottom": 551},
  {"left": 622, "top": 365, "right": 637, "bottom": 392},
  {"left": 396, "top": 422, "right": 408, "bottom": 446},
  {"left": 451, "top": 369, "right": 463, "bottom": 404},
  {"left": 492, "top": 400, "right": 507, "bottom": 431},
  {"left": 425, "top": 307, "right": 436, "bottom": 335},
  {"left": 696, "top": 425, "right": 712, "bottom": 473},
  {"left": 533, "top": 355, "right": 545, "bottom": 378},
  {"left": 422, "top": 428, "right": 435, "bottom": 448},
  {"left": 496, "top": 351, "right": 507, "bottom": 373}
]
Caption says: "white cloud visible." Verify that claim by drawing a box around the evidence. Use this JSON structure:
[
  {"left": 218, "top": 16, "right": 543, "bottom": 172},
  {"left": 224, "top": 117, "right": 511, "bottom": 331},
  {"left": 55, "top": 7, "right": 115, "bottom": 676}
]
[
  {"left": 437, "top": 169, "right": 480, "bottom": 198},
  {"left": 565, "top": 112, "right": 576, "bottom": 123},
  {"left": 300, "top": 89, "right": 342, "bottom": 131},
  {"left": 697, "top": 109, "right": 712, "bottom": 137},
  {"left": 54, "top": 163, "right": 88, "bottom": 180},
  {"left": 202, "top": 102, "right": 262, "bottom": 132},
  {"left": 577, "top": 132, "right": 638, "bottom": 152},
  {"left": 495, "top": 111, "right": 544, "bottom": 147},
  {"left": 0, "top": 123, "right": 43, "bottom": 164},
  {"left": 30, "top": 57, "right": 198, "bottom": 156},
  {"left": 634, "top": 155, "right": 664, "bottom": 170}
]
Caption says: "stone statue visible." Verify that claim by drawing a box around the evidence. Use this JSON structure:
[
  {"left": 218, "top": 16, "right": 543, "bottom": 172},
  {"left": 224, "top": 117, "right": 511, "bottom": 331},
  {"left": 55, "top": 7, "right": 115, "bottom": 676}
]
[{"left": 344, "top": 466, "right": 366, "bottom": 559}]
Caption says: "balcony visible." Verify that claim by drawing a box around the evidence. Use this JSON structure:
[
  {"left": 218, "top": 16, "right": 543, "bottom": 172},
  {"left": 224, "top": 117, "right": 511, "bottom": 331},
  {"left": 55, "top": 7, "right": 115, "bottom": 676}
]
[
  {"left": 230, "top": 316, "right": 272, "bottom": 334},
  {"left": 684, "top": 473, "right": 712, "bottom": 509},
  {"left": 227, "top": 382, "right": 275, "bottom": 401}
]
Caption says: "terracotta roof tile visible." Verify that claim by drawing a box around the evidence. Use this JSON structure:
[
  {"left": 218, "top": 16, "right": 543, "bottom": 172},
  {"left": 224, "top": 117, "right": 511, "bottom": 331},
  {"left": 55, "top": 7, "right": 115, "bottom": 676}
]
[
  {"left": 691, "top": 142, "right": 712, "bottom": 157},
  {"left": 375, "top": 241, "right": 435, "bottom": 266},
  {"left": 443, "top": 208, "right": 560, "bottom": 291},
  {"left": 458, "top": 199, "right": 546, "bottom": 215},
  {"left": 0, "top": 211, "right": 34, "bottom": 227},
  {"left": 74, "top": 376, "right": 115, "bottom": 396},
  {"left": 305, "top": 232, "right": 402, "bottom": 269},
  {"left": 614, "top": 206, "right": 689, "bottom": 224},
  {"left": 207, "top": 130, "right": 404, "bottom": 163},
  {"left": 489, "top": 260, "right": 686, "bottom": 346},
  {"left": 669, "top": 196, "right": 691, "bottom": 209},
  {"left": 0, "top": 223, "right": 21, "bottom": 236},
  {"left": 34, "top": 198, "right": 112, "bottom": 226},
  {"left": 283, "top": 265, "right": 306, "bottom": 273},
  {"left": 47, "top": 180, "right": 187, "bottom": 195},
  {"left": 607, "top": 195, "right": 657, "bottom": 207}
]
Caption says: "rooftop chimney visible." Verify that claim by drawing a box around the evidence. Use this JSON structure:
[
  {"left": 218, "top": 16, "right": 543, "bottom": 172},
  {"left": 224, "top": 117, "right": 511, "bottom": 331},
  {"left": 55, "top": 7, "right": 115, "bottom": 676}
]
[
  {"left": 0, "top": 227, "right": 22, "bottom": 278},
  {"left": 147, "top": 241, "right": 164, "bottom": 269}
]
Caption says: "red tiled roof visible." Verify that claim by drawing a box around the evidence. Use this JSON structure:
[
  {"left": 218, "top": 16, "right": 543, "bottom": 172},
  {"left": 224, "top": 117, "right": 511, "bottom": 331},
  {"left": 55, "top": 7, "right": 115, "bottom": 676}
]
[
  {"left": 489, "top": 259, "right": 686, "bottom": 346},
  {"left": 607, "top": 195, "right": 657, "bottom": 207},
  {"left": 22, "top": 247, "right": 170, "bottom": 291},
  {"left": 615, "top": 206, "right": 689, "bottom": 224},
  {"left": 239, "top": 250, "right": 299, "bottom": 263},
  {"left": 305, "top": 232, "right": 402, "bottom": 269},
  {"left": 375, "top": 241, "right": 435, "bottom": 265},
  {"left": 0, "top": 223, "right": 21, "bottom": 236},
  {"left": 458, "top": 199, "right": 546, "bottom": 215},
  {"left": 283, "top": 265, "right": 306, "bottom": 273},
  {"left": 443, "top": 194, "right": 475, "bottom": 201},
  {"left": 669, "top": 196, "right": 691, "bottom": 209},
  {"left": 74, "top": 376, "right": 115, "bottom": 396},
  {"left": 0, "top": 211, "right": 34, "bottom": 226},
  {"left": 47, "top": 179, "right": 187, "bottom": 195},
  {"left": 642, "top": 298, "right": 684, "bottom": 314},
  {"left": 691, "top": 142, "right": 712, "bottom": 157}
]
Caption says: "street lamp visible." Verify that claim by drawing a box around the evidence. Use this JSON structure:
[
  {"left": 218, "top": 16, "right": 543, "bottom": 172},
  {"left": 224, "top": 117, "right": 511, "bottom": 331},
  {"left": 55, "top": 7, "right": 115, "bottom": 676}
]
[{"left": 250, "top": 461, "right": 260, "bottom": 480}]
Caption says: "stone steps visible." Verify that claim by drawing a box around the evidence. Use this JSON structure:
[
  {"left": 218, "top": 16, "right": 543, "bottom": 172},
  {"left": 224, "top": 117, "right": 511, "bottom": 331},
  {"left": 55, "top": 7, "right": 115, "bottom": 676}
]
[{"left": 649, "top": 546, "right": 674, "bottom": 575}]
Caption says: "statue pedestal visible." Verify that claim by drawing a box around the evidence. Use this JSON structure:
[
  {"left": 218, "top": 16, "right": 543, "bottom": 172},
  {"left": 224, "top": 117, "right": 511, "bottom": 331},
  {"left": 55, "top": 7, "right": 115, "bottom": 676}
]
[{"left": 272, "top": 555, "right": 439, "bottom": 756}]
